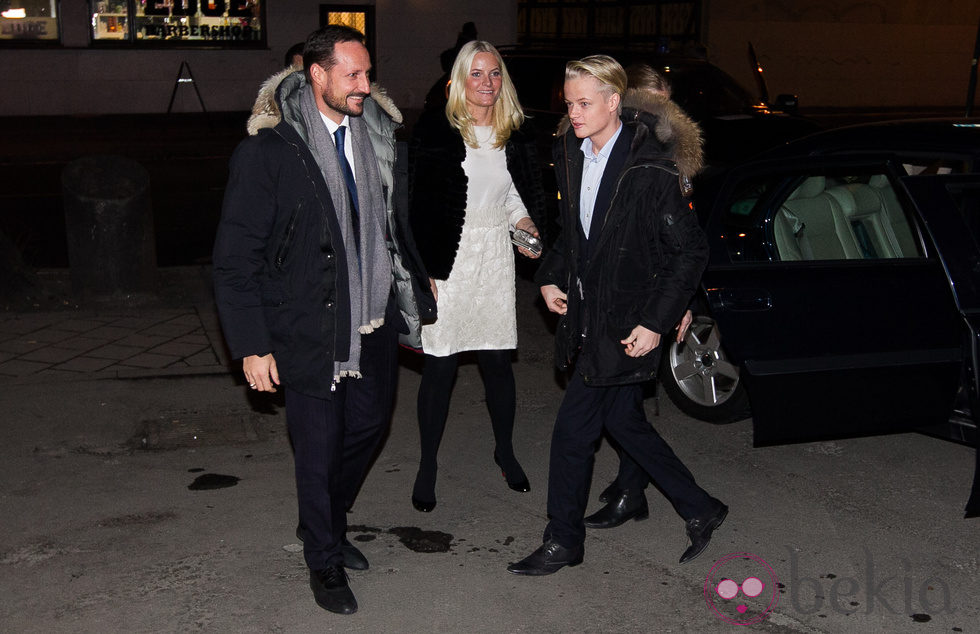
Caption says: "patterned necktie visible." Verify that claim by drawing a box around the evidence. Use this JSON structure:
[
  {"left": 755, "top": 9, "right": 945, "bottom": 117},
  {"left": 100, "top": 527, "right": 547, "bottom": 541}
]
[{"left": 333, "top": 125, "right": 359, "bottom": 216}]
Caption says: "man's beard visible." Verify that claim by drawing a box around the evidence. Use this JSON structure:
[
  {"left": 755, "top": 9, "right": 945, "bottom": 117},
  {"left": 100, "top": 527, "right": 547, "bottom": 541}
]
[{"left": 324, "top": 89, "right": 368, "bottom": 117}]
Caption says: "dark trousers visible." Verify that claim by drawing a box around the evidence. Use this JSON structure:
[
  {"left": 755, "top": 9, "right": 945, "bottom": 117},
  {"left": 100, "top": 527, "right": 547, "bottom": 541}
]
[
  {"left": 545, "top": 372, "right": 714, "bottom": 549},
  {"left": 285, "top": 323, "right": 398, "bottom": 571}
]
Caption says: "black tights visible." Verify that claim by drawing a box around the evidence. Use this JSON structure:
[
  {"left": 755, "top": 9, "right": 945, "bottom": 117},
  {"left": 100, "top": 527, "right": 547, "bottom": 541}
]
[{"left": 414, "top": 349, "right": 522, "bottom": 500}]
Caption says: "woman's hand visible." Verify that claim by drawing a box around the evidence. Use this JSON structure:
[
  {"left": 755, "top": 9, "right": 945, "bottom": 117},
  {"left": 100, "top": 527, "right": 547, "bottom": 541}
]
[
  {"left": 429, "top": 277, "right": 438, "bottom": 303},
  {"left": 514, "top": 217, "right": 541, "bottom": 259}
]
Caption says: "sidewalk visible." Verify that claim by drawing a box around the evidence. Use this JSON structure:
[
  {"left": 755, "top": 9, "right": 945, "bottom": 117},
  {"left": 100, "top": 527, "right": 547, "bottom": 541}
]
[{"left": 0, "top": 267, "right": 228, "bottom": 383}]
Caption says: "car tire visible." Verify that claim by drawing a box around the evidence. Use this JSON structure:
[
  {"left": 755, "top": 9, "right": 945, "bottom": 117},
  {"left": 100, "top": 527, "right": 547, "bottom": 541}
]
[{"left": 660, "top": 315, "right": 750, "bottom": 424}]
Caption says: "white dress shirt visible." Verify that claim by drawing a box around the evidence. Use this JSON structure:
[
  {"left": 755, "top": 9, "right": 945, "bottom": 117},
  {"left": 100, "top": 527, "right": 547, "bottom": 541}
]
[
  {"left": 319, "top": 112, "right": 356, "bottom": 181},
  {"left": 578, "top": 121, "right": 623, "bottom": 238}
]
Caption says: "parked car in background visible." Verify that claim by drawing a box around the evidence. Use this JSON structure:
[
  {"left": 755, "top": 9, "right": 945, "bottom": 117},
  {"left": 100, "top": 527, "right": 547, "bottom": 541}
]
[{"left": 660, "top": 119, "right": 980, "bottom": 460}]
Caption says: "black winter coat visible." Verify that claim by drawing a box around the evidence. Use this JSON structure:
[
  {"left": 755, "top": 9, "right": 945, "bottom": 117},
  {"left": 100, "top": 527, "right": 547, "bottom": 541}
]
[
  {"left": 408, "top": 109, "right": 547, "bottom": 280},
  {"left": 212, "top": 118, "right": 352, "bottom": 399},
  {"left": 536, "top": 107, "right": 709, "bottom": 386}
]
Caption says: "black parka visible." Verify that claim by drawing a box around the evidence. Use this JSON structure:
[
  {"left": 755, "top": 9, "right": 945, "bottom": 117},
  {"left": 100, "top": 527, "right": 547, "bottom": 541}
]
[
  {"left": 536, "top": 106, "right": 709, "bottom": 386},
  {"left": 213, "top": 74, "right": 433, "bottom": 398}
]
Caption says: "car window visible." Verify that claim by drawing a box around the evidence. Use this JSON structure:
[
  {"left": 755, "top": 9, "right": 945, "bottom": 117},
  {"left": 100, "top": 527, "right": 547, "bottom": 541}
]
[{"left": 723, "top": 170, "right": 925, "bottom": 262}]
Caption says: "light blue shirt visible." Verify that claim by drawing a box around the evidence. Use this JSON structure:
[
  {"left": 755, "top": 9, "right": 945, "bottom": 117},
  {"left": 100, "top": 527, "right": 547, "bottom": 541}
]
[{"left": 579, "top": 122, "right": 623, "bottom": 238}]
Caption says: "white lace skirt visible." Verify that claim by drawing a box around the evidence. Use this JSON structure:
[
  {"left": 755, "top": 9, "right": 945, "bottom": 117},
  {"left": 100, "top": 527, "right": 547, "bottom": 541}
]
[{"left": 420, "top": 204, "right": 517, "bottom": 357}]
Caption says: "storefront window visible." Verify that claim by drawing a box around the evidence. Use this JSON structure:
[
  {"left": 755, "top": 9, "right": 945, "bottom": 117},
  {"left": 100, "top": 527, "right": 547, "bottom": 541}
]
[
  {"left": 1, "top": 0, "right": 59, "bottom": 41},
  {"left": 91, "top": 0, "right": 264, "bottom": 45}
]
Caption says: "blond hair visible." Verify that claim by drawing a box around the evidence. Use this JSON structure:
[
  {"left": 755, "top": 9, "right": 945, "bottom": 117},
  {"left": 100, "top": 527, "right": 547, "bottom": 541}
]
[
  {"left": 445, "top": 40, "right": 525, "bottom": 149},
  {"left": 565, "top": 55, "right": 628, "bottom": 111}
]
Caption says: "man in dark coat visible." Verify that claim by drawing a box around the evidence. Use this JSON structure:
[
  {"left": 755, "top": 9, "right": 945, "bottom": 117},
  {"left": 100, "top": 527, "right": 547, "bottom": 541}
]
[
  {"left": 212, "top": 25, "right": 432, "bottom": 614},
  {"left": 508, "top": 55, "right": 727, "bottom": 576}
]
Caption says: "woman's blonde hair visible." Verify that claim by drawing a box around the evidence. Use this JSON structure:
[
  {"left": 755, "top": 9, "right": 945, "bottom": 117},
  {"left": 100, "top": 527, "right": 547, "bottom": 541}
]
[
  {"left": 445, "top": 40, "right": 525, "bottom": 149},
  {"left": 565, "top": 55, "right": 628, "bottom": 111}
]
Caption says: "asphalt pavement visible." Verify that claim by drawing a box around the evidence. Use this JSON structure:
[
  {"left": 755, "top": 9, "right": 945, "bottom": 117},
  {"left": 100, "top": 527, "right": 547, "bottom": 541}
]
[{"left": 1, "top": 268, "right": 978, "bottom": 633}]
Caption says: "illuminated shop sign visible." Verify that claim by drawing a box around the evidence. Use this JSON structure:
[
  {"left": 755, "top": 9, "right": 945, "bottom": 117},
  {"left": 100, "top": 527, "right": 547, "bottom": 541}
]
[
  {"left": 91, "top": 0, "right": 263, "bottom": 44},
  {"left": 1, "top": 1, "right": 59, "bottom": 41}
]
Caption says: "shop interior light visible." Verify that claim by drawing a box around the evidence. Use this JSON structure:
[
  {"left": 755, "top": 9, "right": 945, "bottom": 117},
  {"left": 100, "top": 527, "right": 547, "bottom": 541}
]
[{"left": 2, "top": 8, "right": 27, "bottom": 18}]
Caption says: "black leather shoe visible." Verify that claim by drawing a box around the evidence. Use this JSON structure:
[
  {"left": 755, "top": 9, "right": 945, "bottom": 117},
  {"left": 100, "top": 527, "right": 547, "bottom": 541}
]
[
  {"left": 295, "top": 526, "right": 369, "bottom": 571},
  {"left": 679, "top": 500, "right": 729, "bottom": 564},
  {"left": 309, "top": 565, "right": 357, "bottom": 614},
  {"left": 598, "top": 480, "right": 621, "bottom": 504},
  {"left": 584, "top": 489, "right": 649, "bottom": 529},
  {"left": 493, "top": 452, "right": 531, "bottom": 493},
  {"left": 507, "top": 539, "right": 584, "bottom": 576}
]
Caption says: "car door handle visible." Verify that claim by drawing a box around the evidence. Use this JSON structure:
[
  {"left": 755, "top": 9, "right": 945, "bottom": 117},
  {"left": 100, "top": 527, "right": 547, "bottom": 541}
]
[{"left": 708, "top": 288, "right": 773, "bottom": 312}]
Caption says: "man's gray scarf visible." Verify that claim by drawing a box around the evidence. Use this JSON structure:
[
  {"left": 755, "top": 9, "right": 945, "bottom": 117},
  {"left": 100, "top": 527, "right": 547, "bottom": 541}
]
[{"left": 298, "top": 86, "right": 391, "bottom": 380}]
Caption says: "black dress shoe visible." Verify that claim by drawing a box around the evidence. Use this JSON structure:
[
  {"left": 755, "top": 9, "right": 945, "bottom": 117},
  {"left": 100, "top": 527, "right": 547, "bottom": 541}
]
[
  {"left": 411, "top": 495, "right": 436, "bottom": 512},
  {"left": 295, "top": 526, "right": 369, "bottom": 570},
  {"left": 493, "top": 452, "right": 531, "bottom": 493},
  {"left": 679, "top": 500, "right": 729, "bottom": 564},
  {"left": 309, "top": 565, "right": 357, "bottom": 614},
  {"left": 598, "top": 480, "right": 621, "bottom": 504},
  {"left": 584, "top": 489, "right": 649, "bottom": 529},
  {"left": 507, "top": 539, "right": 584, "bottom": 576}
]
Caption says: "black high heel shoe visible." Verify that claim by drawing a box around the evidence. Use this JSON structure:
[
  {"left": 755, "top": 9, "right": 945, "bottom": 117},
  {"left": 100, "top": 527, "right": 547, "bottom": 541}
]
[
  {"left": 412, "top": 468, "right": 437, "bottom": 512},
  {"left": 493, "top": 452, "right": 530, "bottom": 493}
]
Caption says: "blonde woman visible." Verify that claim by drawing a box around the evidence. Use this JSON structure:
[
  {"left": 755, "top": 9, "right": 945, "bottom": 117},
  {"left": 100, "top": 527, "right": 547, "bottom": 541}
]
[{"left": 408, "top": 40, "right": 546, "bottom": 512}]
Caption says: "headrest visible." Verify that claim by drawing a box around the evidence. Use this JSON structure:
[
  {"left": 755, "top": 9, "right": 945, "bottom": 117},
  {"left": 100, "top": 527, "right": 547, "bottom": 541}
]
[
  {"left": 788, "top": 176, "right": 826, "bottom": 200},
  {"left": 827, "top": 184, "right": 880, "bottom": 218},
  {"left": 868, "top": 174, "right": 888, "bottom": 189}
]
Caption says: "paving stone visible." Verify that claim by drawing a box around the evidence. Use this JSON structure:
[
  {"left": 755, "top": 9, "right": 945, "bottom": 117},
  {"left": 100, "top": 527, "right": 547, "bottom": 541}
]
[
  {"left": 115, "top": 333, "right": 170, "bottom": 349},
  {"left": 148, "top": 341, "right": 208, "bottom": 358},
  {"left": 165, "top": 313, "right": 204, "bottom": 326},
  {"left": 0, "top": 339, "right": 46, "bottom": 354},
  {"left": 53, "top": 356, "right": 118, "bottom": 372},
  {"left": 87, "top": 325, "right": 136, "bottom": 341},
  {"left": 109, "top": 316, "right": 171, "bottom": 330},
  {"left": 19, "top": 347, "right": 79, "bottom": 364},
  {"left": 175, "top": 334, "right": 209, "bottom": 346},
  {"left": 119, "top": 353, "right": 179, "bottom": 369},
  {"left": 140, "top": 321, "right": 200, "bottom": 337},
  {"left": 184, "top": 349, "right": 220, "bottom": 367},
  {"left": 0, "top": 359, "right": 49, "bottom": 376},
  {"left": 87, "top": 343, "right": 143, "bottom": 361},
  {"left": 55, "top": 318, "right": 113, "bottom": 333},
  {"left": 28, "top": 329, "right": 77, "bottom": 344},
  {"left": 0, "top": 315, "right": 61, "bottom": 335},
  {"left": 55, "top": 336, "right": 109, "bottom": 352}
]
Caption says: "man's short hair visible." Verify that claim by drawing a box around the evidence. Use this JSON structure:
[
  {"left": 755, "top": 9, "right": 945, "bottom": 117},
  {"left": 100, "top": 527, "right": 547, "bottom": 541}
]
[
  {"left": 284, "top": 42, "right": 304, "bottom": 69},
  {"left": 626, "top": 63, "right": 672, "bottom": 98},
  {"left": 303, "top": 24, "right": 365, "bottom": 81},
  {"left": 565, "top": 55, "right": 628, "bottom": 102}
]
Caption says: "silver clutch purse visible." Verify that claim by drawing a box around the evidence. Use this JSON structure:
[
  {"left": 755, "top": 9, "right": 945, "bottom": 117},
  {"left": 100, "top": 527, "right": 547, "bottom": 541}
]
[{"left": 511, "top": 228, "right": 542, "bottom": 256}]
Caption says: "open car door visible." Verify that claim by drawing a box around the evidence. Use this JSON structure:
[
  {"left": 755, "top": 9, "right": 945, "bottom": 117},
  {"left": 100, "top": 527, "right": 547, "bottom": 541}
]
[
  {"left": 701, "top": 158, "right": 964, "bottom": 446},
  {"left": 900, "top": 173, "right": 980, "bottom": 517}
]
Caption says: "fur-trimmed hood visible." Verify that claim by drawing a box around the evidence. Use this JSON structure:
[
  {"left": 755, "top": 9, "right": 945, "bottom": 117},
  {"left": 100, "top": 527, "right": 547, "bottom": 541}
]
[
  {"left": 556, "top": 88, "right": 703, "bottom": 183},
  {"left": 246, "top": 66, "right": 403, "bottom": 136}
]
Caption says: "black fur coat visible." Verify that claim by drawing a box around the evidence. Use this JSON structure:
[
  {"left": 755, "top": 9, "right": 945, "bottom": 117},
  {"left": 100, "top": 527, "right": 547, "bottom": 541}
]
[{"left": 408, "top": 109, "right": 547, "bottom": 280}]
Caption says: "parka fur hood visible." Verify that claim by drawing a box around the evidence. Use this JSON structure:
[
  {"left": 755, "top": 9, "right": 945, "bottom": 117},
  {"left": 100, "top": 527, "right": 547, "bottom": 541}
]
[
  {"left": 246, "top": 66, "right": 403, "bottom": 136},
  {"left": 557, "top": 87, "right": 703, "bottom": 186}
]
